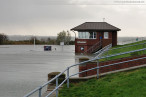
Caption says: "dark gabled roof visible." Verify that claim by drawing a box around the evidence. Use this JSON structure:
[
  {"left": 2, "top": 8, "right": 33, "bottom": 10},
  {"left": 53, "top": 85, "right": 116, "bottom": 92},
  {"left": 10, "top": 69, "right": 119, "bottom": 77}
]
[{"left": 71, "top": 22, "right": 121, "bottom": 31}]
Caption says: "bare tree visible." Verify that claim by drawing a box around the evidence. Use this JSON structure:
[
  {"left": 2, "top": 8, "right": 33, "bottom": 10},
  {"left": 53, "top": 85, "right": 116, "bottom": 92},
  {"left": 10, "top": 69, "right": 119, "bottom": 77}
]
[{"left": 0, "top": 33, "right": 8, "bottom": 45}]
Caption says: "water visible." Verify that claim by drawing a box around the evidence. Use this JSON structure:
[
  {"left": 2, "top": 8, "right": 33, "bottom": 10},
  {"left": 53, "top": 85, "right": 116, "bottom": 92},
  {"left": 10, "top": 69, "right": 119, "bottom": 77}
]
[
  {"left": 0, "top": 37, "right": 145, "bottom": 97},
  {"left": 118, "top": 37, "right": 146, "bottom": 45},
  {"left": 0, "top": 45, "right": 76, "bottom": 97}
]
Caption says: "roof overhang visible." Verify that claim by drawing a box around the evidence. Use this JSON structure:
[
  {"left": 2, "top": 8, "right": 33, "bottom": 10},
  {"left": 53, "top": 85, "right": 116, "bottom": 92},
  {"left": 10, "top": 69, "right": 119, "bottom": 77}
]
[{"left": 71, "top": 22, "right": 121, "bottom": 32}]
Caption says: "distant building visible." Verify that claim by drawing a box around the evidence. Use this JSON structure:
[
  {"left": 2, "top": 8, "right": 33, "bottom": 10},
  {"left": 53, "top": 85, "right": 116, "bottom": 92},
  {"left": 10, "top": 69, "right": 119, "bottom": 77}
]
[{"left": 71, "top": 22, "right": 121, "bottom": 53}]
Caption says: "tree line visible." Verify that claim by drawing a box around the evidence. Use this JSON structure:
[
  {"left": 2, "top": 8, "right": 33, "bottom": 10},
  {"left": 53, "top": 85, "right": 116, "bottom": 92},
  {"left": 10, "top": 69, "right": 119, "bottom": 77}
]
[{"left": 0, "top": 31, "right": 75, "bottom": 45}]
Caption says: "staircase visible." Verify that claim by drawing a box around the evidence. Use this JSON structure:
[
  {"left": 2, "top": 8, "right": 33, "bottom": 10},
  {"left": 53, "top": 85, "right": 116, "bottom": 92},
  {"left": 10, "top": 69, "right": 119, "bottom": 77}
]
[
  {"left": 84, "top": 40, "right": 102, "bottom": 54},
  {"left": 94, "top": 44, "right": 112, "bottom": 58}
]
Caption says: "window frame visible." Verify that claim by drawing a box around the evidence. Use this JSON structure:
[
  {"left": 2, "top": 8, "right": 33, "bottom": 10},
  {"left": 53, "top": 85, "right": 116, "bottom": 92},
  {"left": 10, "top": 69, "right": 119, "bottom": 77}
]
[
  {"left": 78, "top": 32, "right": 97, "bottom": 39},
  {"left": 104, "top": 32, "right": 109, "bottom": 39},
  {"left": 89, "top": 32, "right": 97, "bottom": 39}
]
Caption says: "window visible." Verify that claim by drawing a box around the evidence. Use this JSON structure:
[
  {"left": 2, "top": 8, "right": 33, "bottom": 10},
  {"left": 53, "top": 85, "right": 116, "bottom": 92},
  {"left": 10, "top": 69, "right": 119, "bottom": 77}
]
[
  {"left": 78, "top": 32, "right": 96, "bottom": 39},
  {"left": 104, "top": 32, "right": 109, "bottom": 39},
  {"left": 85, "top": 32, "right": 89, "bottom": 39},
  {"left": 79, "top": 32, "right": 82, "bottom": 39},
  {"left": 89, "top": 32, "right": 96, "bottom": 39},
  {"left": 78, "top": 32, "right": 89, "bottom": 39}
]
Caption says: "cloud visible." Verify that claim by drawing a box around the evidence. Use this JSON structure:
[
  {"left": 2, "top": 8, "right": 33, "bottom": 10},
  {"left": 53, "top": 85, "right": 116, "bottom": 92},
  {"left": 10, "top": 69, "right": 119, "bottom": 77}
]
[
  {"left": 68, "top": 0, "right": 112, "bottom": 5},
  {"left": 0, "top": 0, "right": 146, "bottom": 36},
  {"left": 0, "top": 0, "right": 93, "bottom": 35}
]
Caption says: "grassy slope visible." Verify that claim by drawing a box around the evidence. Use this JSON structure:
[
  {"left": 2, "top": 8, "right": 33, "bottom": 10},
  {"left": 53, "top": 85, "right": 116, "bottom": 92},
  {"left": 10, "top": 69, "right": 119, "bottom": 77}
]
[
  {"left": 59, "top": 41, "right": 146, "bottom": 97},
  {"left": 59, "top": 67, "right": 146, "bottom": 97},
  {"left": 100, "top": 40, "right": 146, "bottom": 61}
]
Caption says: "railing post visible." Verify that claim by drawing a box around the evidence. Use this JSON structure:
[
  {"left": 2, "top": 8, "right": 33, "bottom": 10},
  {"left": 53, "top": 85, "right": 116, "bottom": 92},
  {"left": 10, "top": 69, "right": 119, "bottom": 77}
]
[
  {"left": 56, "top": 77, "right": 58, "bottom": 97},
  {"left": 39, "top": 86, "right": 42, "bottom": 97},
  {"left": 106, "top": 48, "right": 109, "bottom": 61},
  {"left": 97, "top": 59, "right": 99, "bottom": 79},
  {"left": 143, "top": 43, "right": 145, "bottom": 54},
  {"left": 67, "top": 67, "right": 70, "bottom": 88},
  {"left": 143, "top": 43, "right": 144, "bottom": 54}
]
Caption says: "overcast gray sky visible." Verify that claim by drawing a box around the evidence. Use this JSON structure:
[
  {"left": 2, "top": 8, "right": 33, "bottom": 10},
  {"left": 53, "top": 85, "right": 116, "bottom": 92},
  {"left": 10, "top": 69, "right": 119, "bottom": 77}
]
[{"left": 0, "top": 0, "right": 146, "bottom": 37}]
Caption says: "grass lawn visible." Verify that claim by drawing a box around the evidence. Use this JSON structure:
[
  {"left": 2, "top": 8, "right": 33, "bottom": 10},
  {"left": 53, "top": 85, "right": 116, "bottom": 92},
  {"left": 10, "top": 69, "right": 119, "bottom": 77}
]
[
  {"left": 100, "top": 40, "right": 146, "bottom": 61},
  {"left": 59, "top": 67, "right": 146, "bottom": 97}
]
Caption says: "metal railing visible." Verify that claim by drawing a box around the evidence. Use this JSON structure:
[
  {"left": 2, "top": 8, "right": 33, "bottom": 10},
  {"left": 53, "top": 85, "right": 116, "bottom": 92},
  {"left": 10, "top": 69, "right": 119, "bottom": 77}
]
[
  {"left": 24, "top": 46, "right": 146, "bottom": 97},
  {"left": 102, "top": 42, "right": 146, "bottom": 57},
  {"left": 94, "top": 44, "right": 112, "bottom": 58},
  {"left": 84, "top": 40, "right": 102, "bottom": 54},
  {"left": 118, "top": 37, "right": 146, "bottom": 45},
  {"left": 113, "top": 42, "right": 146, "bottom": 50}
]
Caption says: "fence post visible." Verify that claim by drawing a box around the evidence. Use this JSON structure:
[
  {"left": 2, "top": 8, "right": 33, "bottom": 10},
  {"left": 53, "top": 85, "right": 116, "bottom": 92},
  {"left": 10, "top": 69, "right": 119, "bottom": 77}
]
[
  {"left": 39, "top": 86, "right": 42, "bottom": 97},
  {"left": 56, "top": 77, "right": 58, "bottom": 97},
  {"left": 67, "top": 67, "right": 70, "bottom": 88},
  {"left": 97, "top": 59, "right": 99, "bottom": 79}
]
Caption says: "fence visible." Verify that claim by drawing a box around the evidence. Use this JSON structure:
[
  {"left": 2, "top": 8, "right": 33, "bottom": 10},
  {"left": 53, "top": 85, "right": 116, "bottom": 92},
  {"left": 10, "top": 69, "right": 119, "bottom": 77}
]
[
  {"left": 24, "top": 46, "right": 146, "bottom": 97},
  {"left": 99, "top": 42, "right": 146, "bottom": 61}
]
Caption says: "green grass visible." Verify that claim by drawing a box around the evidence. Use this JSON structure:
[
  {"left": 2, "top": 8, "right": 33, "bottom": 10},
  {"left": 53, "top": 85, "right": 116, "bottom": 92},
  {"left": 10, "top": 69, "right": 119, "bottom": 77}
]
[
  {"left": 59, "top": 41, "right": 146, "bottom": 97},
  {"left": 59, "top": 67, "right": 146, "bottom": 97},
  {"left": 100, "top": 40, "right": 146, "bottom": 62}
]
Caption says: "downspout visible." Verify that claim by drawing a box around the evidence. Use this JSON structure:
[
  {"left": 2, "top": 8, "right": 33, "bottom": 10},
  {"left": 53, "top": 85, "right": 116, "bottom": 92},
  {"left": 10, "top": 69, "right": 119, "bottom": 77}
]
[
  {"left": 72, "top": 30, "right": 76, "bottom": 39},
  {"left": 71, "top": 30, "right": 77, "bottom": 53}
]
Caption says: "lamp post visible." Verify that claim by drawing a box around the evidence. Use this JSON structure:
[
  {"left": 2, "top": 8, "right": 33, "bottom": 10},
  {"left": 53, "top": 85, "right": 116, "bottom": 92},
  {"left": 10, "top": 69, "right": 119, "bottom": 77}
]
[{"left": 33, "top": 35, "right": 36, "bottom": 50}]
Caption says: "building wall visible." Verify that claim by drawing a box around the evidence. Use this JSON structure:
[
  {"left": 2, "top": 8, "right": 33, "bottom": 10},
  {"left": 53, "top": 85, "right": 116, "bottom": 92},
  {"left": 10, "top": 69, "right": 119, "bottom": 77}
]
[
  {"left": 75, "top": 39, "right": 100, "bottom": 53},
  {"left": 102, "top": 32, "right": 112, "bottom": 47},
  {"left": 75, "top": 32, "right": 100, "bottom": 53},
  {"left": 102, "top": 39, "right": 112, "bottom": 47},
  {"left": 112, "top": 31, "right": 117, "bottom": 46},
  {"left": 75, "top": 31, "right": 117, "bottom": 53},
  {"left": 79, "top": 55, "right": 146, "bottom": 77}
]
